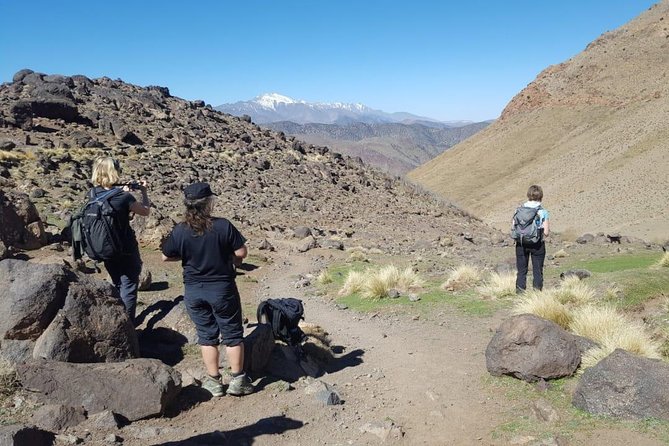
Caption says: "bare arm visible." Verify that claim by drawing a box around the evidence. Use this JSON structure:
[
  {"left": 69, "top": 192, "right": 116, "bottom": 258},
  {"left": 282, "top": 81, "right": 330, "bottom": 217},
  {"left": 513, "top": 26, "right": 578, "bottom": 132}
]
[
  {"left": 543, "top": 219, "right": 550, "bottom": 237},
  {"left": 233, "top": 244, "right": 248, "bottom": 267},
  {"left": 128, "top": 181, "right": 151, "bottom": 216}
]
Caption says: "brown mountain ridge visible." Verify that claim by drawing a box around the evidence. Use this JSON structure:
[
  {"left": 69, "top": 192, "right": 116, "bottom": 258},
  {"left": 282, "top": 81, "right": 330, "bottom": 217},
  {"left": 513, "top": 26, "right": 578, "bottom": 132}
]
[
  {"left": 409, "top": 1, "right": 669, "bottom": 241},
  {"left": 0, "top": 69, "right": 500, "bottom": 257}
]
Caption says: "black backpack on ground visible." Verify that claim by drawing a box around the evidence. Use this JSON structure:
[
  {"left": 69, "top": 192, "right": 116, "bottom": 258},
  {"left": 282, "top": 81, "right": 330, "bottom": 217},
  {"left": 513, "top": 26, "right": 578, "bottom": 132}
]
[
  {"left": 69, "top": 188, "right": 125, "bottom": 261},
  {"left": 257, "top": 298, "right": 305, "bottom": 346}
]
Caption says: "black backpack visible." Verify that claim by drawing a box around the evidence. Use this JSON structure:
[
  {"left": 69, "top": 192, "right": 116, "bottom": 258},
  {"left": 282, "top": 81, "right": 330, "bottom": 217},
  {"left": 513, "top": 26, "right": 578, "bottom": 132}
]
[
  {"left": 70, "top": 188, "right": 125, "bottom": 261},
  {"left": 257, "top": 298, "right": 305, "bottom": 346},
  {"left": 511, "top": 205, "right": 542, "bottom": 245}
]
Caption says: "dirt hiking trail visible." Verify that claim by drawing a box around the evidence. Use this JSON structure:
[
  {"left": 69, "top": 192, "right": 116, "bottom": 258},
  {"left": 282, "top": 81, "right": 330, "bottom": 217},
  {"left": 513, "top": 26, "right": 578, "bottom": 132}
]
[{"left": 80, "top": 249, "right": 665, "bottom": 446}]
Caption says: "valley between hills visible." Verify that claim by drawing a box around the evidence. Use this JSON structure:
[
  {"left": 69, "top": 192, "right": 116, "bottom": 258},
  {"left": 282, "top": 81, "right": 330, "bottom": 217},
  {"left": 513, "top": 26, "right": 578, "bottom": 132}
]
[{"left": 0, "top": 2, "right": 669, "bottom": 446}]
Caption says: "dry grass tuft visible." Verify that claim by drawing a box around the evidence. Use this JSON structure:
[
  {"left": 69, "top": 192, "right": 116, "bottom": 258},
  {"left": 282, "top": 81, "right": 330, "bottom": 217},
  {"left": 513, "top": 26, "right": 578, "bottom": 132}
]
[
  {"left": 570, "top": 305, "right": 662, "bottom": 368},
  {"left": 316, "top": 270, "right": 333, "bottom": 285},
  {"left": 553, "top": 249, "right": 569, "bottom": 258},
  {"left": 346, "top": 247, "right": 369, "bottom": 262},
  {"left": 0, "top": 150, "right": 34, "bottom": 162},
  {"left": 0, "top": 359, "right": 19, "bottom": 397},
  {"left": 338, "top": 265, "right": 423, "bottom": 299},
  {"left": 513, "top": 291, "right": 572, "bottom": 329},
  {"left": 656, "top": 252, "right": 669, "bottom": 268},
  {"left": 339, "top": 270, "right": 366, "bottom": 296},
  {"left": 552, "top": 276, "right": 596, "bottom": 305},
  {"left": 300, "top": 322, "right": 333, "bottom": 363},
  {"left": 478, "top": 272, "right": 517, "bottom": 299},
  {"left": 441, "top": 265, "right": 482, "bottom": 291}
]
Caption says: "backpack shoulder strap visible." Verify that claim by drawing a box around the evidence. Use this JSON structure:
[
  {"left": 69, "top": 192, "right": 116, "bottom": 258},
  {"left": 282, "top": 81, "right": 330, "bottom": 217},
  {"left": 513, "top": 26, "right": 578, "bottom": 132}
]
[{"left": 98, "top": 188, "right": 123, "bottom": 202}]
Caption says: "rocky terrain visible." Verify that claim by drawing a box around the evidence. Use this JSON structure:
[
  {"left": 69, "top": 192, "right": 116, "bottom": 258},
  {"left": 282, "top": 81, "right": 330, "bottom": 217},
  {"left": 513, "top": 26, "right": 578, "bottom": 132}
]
[
  {"left": 409, "top": 1, "right": 669, "bottom": 241},
  {"left": 0, "top": 69, "right": 499, "bottom": 256},
  {"left": 1, "top": 66, "right": 669, "bottom": 446},
  {"left": 265, "top": 120, "right": 490, "bottom": 175}
]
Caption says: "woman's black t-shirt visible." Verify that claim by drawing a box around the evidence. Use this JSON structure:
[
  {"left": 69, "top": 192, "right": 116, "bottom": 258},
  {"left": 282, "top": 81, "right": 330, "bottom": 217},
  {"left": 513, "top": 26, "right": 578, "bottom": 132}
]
[{"left": 161, "top": 218, "right": 246, "bottom": 284}]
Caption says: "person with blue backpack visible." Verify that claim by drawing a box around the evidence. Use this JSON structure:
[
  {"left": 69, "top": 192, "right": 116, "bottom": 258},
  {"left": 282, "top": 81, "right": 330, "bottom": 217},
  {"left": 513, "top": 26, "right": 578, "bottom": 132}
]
[
  {"left": 511, "top": 185, "right": 550, "bottom": 293},
  {"left": 161, "top": 182, "right": 254, "bottom": 397},
  {"left": 83, "top": 157, "right": 151, "bottom": 323}
]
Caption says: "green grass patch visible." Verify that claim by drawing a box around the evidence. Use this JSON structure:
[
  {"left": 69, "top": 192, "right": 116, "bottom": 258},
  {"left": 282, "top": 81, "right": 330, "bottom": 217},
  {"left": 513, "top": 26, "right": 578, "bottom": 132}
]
[
  {"left": 329, "top": 266, "right": 505, "bottom": 316},
  {"left": 556, "top": 252, "right": 669, "bottom": 310},
  {"left": 565, "top": 252, "right": 660, "bottom": 273}
]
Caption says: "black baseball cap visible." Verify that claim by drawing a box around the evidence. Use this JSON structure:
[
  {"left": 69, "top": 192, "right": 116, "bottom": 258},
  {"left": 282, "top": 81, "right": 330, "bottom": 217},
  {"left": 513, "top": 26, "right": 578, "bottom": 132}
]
[{"left": 184, "top": 182, "right": 217, "bottom": 200}]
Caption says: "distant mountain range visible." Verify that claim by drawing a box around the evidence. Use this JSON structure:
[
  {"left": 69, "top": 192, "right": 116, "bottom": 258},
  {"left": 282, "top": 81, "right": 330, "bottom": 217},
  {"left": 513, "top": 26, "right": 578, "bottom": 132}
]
[
  {"left": 216, "top": 93, "right": 473, "bottom": 127},
  {"left": 216, "top": 93, "right": 490, "bottom": 174},
  {"left": 266, "top": 120, "right": 490, "bottom": 174}
]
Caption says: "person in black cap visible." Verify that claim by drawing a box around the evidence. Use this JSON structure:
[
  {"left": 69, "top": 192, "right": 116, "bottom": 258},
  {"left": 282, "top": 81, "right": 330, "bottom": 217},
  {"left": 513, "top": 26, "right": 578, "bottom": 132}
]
[{"left": 161, "top": 182, "right": 253, "bottom": 397}]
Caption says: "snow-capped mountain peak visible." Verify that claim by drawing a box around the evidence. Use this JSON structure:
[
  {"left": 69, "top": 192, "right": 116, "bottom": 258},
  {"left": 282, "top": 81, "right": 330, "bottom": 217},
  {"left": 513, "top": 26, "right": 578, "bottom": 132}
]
[
  {"left": 216, "top": 93, "right": 445, "bottom": 125},
  {"left": 254, "top": 93, "right": 302, "bottom": 109}
]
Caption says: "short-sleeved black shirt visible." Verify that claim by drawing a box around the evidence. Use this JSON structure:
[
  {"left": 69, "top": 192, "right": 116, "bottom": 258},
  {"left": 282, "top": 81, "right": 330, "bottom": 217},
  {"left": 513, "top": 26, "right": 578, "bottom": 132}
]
[
  {"left": 91, "top": 187, "right": 138, "bottom": 251},
  {"left": 161, "top": 218, "right": 246, "bottom": 284}
]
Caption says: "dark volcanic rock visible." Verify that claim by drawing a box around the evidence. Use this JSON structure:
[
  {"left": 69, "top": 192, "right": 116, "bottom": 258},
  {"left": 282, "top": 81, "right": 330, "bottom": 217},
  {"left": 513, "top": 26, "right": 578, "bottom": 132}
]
[
  {"left": 32, "top": 275, "right": 139, "bottom": 363},
  {"left": 0, "top": 424, "right": 54, "bottom": 446},
  {"left": 486, "top": 314, "right": 581, "bottom": 382},
  {"left": 0, "top": 191, "right": 44, "bottom": 250},
  {"left": 0, "top": 140, "right": 16, "bottom": 151},
  {"left": 17, "top": 358, "right": 181, "bottom": 422},
  {"left": 573, "top": 349, "right": 669, "bottom": 420},
  {"left": 560, "top": 269, "right": 592, "bottom": 280},
  {"left": 0, "top": 260, "right": 69, "bottom": 341},
  {"left": 31, "top": 404, "right": 86, "bottom": 432}
]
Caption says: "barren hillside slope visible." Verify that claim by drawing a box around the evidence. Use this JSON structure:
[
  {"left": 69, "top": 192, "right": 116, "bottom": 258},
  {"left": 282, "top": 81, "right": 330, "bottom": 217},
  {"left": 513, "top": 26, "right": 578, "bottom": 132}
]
[
  {"left": 0, "top": 69, "right": 500, "bottom": 255},
  {"left": 409, "top": 1, "right": 669, "bottom": 241}
]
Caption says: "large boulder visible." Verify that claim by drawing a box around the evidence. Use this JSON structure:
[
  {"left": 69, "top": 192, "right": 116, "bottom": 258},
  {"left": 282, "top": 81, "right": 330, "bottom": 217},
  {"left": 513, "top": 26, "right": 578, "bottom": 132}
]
[
  {"left": 17, "top": 359, "right": 181, "bottom": 422},
  {"left": 485, "top": 314, "right": 581, "bottom": 382},
  {"left": 0, "top": 191, "right": 46, "bottom": 250},
  {"left": 32, "top": 276, "right": 139, "bottom": 362},
  {"left": 0, "top": 260, "right": 69, "bottom": 341},
  {"left": 0, "top": 424, "right": 54, "bottom": 446},
  {"left": 22, "top": 98, "right": 79, "bottom": 122},
  {"left": 572, "top": 349, "right": 669, "bottom": 420}
]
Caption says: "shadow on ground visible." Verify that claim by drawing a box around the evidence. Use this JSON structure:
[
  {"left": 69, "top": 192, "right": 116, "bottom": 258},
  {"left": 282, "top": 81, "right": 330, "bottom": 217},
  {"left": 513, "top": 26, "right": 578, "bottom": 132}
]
[
  {"left": 151, "top": 415, "right": 304, "bottom": 445},
  {"left": 137, "top": 295, "right": 188, "bottom": 366}
]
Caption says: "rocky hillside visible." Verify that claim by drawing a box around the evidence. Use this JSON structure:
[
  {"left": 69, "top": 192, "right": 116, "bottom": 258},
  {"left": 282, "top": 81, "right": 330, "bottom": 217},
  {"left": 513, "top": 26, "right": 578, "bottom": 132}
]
[
  {"left": 409, "top": 1, "right": 669, "bottom": 241},
  {"left": 0, "top": 70, "right": 501, "bottom": 256},
  {"left": 265, "top": 120, "right": 490, "bottom": 175}
]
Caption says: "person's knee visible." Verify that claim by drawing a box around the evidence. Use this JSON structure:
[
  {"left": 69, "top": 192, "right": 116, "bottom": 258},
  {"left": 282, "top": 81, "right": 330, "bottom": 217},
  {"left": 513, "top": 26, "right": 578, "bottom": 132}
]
[{"left": 222, "top": 335, "right": 243, "bottom": 347}]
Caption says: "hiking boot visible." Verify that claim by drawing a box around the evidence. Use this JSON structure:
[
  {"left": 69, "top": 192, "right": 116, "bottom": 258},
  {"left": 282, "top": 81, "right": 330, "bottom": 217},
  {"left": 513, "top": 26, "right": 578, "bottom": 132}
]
[
  {"left": 201, "top": 374, "right": 224, "bottom": 397},
  {"left": 227, "top": 373, "right": 254, "bottom": 396}
]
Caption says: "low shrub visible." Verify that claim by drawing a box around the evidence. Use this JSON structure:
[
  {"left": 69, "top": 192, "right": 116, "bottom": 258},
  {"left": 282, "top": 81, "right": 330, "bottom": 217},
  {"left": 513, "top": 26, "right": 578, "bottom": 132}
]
[
  {"left": 338, "top": 265, "right": 423, "bottom": 299},
  {"left": 442, "top": 265, "right": 482, "bottom": 291},
  {"left": 513, "top": 291, "right": 572, "bottom": 329},
  {"left": 479, "top": 272, "right": 517, "bottom": 299}
]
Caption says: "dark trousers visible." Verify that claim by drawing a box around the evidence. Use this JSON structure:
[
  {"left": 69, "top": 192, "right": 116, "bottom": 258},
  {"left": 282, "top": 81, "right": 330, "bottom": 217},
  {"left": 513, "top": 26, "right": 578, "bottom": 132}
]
[
  {"left": 184, "top": 281, "right": 243, "bottom": 347},
  {"left": 104, "top": 249, "right": 142, "bottom": 323},
  {"left": 515, "top": 241, "right": 545, "bottom": 292}
]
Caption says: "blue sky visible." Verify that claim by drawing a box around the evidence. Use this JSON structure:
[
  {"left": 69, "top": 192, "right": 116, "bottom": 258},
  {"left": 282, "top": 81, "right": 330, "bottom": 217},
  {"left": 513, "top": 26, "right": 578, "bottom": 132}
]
[{"left": 0, "top": 1, "right": 657, "bottom": 121}]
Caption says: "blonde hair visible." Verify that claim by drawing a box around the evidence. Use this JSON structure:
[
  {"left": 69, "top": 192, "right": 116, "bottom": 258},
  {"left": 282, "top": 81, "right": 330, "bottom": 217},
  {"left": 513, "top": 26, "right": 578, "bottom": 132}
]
[
  {"left": 91, "top": 157, "right": 120, "bottom": 188},
  {"left": 527, "top": 184, "right": 544, "bottom": 201}
]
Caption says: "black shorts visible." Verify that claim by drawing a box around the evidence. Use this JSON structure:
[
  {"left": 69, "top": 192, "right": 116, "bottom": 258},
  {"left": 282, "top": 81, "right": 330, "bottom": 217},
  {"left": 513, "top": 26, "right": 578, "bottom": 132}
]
[{"left": 183, "top": 281, "right": 243, "bottom": 347}]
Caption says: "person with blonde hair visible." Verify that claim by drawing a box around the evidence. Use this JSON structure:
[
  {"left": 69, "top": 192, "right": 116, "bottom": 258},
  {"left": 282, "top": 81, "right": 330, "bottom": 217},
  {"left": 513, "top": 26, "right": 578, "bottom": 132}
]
[
  {"left": 161, "top": 182, "right": 253, "bottom": 397},
  {"left": 89, "top": 156, "right": 151, "bottom": 323}
]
